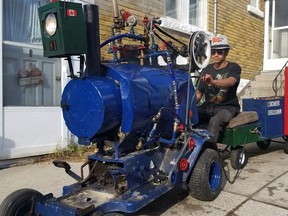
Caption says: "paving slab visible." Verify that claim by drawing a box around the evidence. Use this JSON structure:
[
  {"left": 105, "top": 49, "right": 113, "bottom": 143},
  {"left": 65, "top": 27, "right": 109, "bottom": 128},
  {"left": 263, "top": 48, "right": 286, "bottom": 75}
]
[
  {"left": 224, "top": 142, "right": 288, "bottom": 197},
  {"left": 0, "top": 140, "right": 288, "bottom": 215},
  {"left": 0, "top": 162, "right": 81, "bottom": 204},
  {"left": 152, "top": 191, "right": 247, "bottom": 216},
  {"left": 253, "top": 172, "right": 288, "bottom": 209},
  {"left": 234, "top": 200, "right": 288, "bottom": 216}
]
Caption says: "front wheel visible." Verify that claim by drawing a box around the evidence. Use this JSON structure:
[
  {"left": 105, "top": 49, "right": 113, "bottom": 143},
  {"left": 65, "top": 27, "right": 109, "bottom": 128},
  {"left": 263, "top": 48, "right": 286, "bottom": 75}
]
[
  {"left": 0, "top": 188, "right": 43, "bottom": 216},
  {"left": 188, "top": 148, "right": 222, "bottom": 201}
]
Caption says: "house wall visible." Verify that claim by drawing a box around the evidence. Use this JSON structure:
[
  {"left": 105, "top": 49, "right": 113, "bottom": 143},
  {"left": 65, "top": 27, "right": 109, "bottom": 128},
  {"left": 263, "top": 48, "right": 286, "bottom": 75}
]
[
  {"left": 208, "top": 0, "right": 265, "bottom": 79},
  {"left": 92, "top": 0, "right": 191, "bottom": 61},
  {"left": 93, "top": 0, "right": 265, "bottom": 80}
]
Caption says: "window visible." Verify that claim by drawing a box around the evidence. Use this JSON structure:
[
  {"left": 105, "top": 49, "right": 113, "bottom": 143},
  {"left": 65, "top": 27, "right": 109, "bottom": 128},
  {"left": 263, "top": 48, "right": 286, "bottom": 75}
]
[
  {"left": 165, "top": 0, "right": 207, "bottom": 29},
  {"left": 3, "top": 0, "right": 50, "bottom": 45},
  {"left": 247, "top": 0, "right": 264, "bottom": 18},
  {"left": 268, "top": 0, "right": 288, "bottom": 59},
  {"left": 3, "top": 0, "right": 61, "bottom": 106},
  {"left": 250, "top": 0, "right": 259, "bottom": 8}
]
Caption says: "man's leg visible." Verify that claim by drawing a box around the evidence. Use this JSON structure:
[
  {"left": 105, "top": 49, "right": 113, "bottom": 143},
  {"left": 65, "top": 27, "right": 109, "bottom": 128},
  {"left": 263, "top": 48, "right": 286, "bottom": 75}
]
[
  {"left": 207, "top": 108, "right": 234, "bottom": 142},
  {"left": 197, "top": 104, "right": 211, "bottom": 128}
]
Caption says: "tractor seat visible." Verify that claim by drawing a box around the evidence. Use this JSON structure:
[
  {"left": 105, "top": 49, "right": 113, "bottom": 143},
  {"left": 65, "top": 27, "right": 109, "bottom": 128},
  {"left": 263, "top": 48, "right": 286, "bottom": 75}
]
[{"left": 226, "top": 111, "right": 259, "bottom": 128}]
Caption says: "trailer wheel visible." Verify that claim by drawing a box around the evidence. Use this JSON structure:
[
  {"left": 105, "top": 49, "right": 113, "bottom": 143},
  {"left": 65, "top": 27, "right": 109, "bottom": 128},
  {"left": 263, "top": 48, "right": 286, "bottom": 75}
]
[
  {"left": 230, "top": 146, "right": 248, "bottom": 170},
  {"left": 0, "top": 188, "right": 42, "bottom": 216},
  {"left": 256, "top": 139, "right": 271, "bottom": 150},
  {"left": 284, "top": 140, "right": 288, "bottom": 154},
  {"left": 188, "top": 148, "right": 222, "bottom": 201}
]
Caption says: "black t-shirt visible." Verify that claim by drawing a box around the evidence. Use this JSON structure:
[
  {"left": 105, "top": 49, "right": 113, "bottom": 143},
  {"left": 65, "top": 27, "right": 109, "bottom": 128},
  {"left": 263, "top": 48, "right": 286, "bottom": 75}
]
[{"left": 198, "top": 62, "right": 241, "bottom": 108}]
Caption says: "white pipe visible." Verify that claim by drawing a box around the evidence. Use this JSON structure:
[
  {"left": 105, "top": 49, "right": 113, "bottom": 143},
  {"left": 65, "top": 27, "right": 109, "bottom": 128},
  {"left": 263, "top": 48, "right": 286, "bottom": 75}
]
[
  {"left": 214, "top": 0, "right": 218, "bottom": 35},
  {"left": 112, "top": 0, "right": 119, "bottom": 18}
]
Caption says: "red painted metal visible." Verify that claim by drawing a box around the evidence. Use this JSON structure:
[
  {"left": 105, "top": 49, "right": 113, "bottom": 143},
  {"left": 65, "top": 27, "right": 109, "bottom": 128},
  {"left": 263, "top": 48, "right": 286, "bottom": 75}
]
[{"left": 284, "top": 67, "right": 288, "bottom": 135}]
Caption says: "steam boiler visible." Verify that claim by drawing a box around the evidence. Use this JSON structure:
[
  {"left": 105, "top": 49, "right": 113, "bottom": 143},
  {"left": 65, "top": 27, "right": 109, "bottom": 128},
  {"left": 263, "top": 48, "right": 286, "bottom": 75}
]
[{"left": 0, "top": 1, "right": 228, "bottom": 215}]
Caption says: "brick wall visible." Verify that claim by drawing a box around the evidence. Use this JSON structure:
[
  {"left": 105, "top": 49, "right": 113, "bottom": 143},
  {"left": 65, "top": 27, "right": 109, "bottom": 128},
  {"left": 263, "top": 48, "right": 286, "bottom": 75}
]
[
  {"left": 92, "top": 0, "right": 265, "bottom": 79},
  {"left": 92, "top": 0, "right": 193, "bottom": 61},
  {"left": 93, "top": 0, "right": 175, "bottom": 61},
  {"left": 207, "top": 0, "right": 265, "bottom": 79}
]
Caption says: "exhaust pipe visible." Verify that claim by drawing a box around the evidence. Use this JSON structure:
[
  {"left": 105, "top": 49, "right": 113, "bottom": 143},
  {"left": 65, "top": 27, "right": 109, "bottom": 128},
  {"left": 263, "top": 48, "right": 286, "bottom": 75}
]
[{"left": 84, "top": 4, "right": 101, "bottom": 76}]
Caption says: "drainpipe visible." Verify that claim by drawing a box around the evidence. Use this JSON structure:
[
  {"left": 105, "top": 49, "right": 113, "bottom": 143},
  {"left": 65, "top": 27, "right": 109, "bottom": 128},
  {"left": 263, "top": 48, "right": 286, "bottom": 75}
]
[{"left": 214, "top": 0, "right": 218, "bottom": 35}]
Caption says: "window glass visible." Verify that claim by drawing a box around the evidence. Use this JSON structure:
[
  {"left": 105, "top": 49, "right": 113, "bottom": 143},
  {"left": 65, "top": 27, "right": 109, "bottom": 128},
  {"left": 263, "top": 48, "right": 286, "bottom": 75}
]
[
  {"left": 189, "top": 0, "right": 199, "bottom": 26},
  {"left": 165, "top": 0, "right": 205, "bottom": 29},
  {"left": 268, "top": 0, "right": 288, "bottom": 59},
  {"left": 3, "top": 0, "right": 50, "bottom": 45},
  {"left": 165, "top": 0, "right": 178, "bottom": 20},
  {"left": 274, "top": 0, "right": 288, "bottom": 28},
  {"left": 250, "top": 0, "right": 258, "bottom": 8}
]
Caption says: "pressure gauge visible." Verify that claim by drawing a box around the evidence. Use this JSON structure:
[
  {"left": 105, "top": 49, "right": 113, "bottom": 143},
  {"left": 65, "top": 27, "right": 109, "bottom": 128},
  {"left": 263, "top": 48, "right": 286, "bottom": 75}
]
[{"left": 127, "top": 15, "right": 137, "bottom": 27}]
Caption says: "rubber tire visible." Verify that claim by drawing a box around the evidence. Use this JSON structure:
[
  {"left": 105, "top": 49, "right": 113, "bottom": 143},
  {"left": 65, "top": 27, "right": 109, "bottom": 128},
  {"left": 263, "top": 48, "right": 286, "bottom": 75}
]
[
  {"left": 284, "top": 140, "right": 288, "bottom": 154},
  {"left": 230, "top": 147, "right": 248, "bottom": 170},
  {"left": 0, "top": 188, "right": 43, "bottom": 216},
  {"left": 256, "top": 139, "right": 271, "bottom": 150},
  {"left": 188, "top": 148, "right": 222, "bottom": 201},
  {"left": 102, "top": 213, "right": 125, "bottom": 216}
]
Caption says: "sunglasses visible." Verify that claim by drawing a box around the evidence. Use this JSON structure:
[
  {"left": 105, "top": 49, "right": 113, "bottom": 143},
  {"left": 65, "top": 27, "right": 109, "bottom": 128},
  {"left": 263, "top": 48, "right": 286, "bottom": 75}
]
[{"left": 211, "top": 50, "right": 225, "bottom": 55}]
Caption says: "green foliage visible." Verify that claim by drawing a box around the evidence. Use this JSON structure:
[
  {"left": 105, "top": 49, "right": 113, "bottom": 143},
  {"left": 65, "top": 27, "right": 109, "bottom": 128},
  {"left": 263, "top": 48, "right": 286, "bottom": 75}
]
[{"left": 50, "top": 141, "right": 96, "bottom": 161}]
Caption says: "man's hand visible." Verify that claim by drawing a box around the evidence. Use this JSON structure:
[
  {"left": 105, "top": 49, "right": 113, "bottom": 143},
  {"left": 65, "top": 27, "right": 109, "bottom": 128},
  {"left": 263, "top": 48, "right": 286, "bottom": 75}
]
[
  {"left": 201, "top": 74, "right": 237, "bottom": 88},
  {"left": 201, "top": 74, "right": 213, "bottom": 85}
]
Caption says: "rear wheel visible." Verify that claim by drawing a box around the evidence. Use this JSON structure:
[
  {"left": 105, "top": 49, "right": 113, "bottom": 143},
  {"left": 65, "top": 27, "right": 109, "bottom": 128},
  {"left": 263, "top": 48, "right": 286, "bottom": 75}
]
[
  {"left": 102, "top": 213, "right": 125, "bottom": 216},
  {"left": 256, "top": 139, "right": 271, "bottom": 150},
  {"left": 188, "top": 148, "right": 222, "bottom": 201},
  {"left": 230, "top": 146, "right": 248, "bottom": 170},
  {"left": 0, "top": 188, "right": 42, "bottom": 216}
]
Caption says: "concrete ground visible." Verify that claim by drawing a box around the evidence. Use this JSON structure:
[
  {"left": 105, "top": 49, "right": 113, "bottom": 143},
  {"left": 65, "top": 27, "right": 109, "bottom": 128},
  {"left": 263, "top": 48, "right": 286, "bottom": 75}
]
[{"left": 0, "top": 140, "right": 288, "bottom": 216}]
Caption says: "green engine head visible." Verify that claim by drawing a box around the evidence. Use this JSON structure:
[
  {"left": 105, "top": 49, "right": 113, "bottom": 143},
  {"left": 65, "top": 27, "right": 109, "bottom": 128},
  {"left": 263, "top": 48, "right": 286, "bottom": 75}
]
[{"left": 38, "top": 1, "right": 87, "bottom": 57}]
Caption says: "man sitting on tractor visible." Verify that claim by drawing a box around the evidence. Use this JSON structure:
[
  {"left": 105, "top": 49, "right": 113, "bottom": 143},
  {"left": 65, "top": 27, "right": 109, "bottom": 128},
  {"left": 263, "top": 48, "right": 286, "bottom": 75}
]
[{"left": 196, "top": 34, "right": 241, "bottom": 143}]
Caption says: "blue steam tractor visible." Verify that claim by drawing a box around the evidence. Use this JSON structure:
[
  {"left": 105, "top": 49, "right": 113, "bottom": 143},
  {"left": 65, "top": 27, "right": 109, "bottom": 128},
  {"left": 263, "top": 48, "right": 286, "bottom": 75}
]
[{"left": 3, "top": 0, "right": 287, "bottom": 215}]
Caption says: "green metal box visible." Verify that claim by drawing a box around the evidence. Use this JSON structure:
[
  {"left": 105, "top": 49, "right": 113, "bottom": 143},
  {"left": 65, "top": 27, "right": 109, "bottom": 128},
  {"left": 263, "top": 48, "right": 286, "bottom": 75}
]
[
  {"left": 38, "top": 1, "right": 87, "bottom": 57},
  {"left": 219, "top": 122, "right": 263, "bottom": 147}
]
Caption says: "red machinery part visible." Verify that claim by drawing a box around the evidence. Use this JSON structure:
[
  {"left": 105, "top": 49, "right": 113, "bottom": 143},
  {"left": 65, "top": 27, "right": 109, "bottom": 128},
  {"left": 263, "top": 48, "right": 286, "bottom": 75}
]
[
  {"left": 285, "top": 67, "right": 288, "bottom": 135},
  {"left": 179, "top": 158, "right": 189, "bottom": 171}
]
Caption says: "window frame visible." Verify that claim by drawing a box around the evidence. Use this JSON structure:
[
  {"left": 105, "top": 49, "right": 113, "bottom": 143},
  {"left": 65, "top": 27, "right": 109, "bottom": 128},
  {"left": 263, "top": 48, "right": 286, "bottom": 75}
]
[
  {"left": 247, "top": 0, "right": 264, "bottom": 18},
  {"left": 164, "top": 0, "right": 208, "bottom": 31}
]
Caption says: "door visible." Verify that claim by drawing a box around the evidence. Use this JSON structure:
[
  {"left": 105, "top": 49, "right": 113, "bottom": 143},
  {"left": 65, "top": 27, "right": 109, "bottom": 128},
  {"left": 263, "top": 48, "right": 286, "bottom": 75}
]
[
  {"left": 264, "top": 0, "right": 288, "bottom": 71},
  {"left": 0, "top": 0, "right": 68, "bottom": 159}
]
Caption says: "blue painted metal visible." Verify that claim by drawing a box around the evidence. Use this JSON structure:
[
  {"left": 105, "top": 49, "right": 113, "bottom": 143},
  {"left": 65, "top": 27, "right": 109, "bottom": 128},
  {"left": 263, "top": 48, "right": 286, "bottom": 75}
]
[
  {"left": 100, "top": 33, "right": 146, "bottom": 48},
  {"left": 34, "top": 131, "right": 209, "bottom": 215},
  {"left": 243, "top": 97, "right": 284, "bottom": 139},
  {"left": 31, "top": 2, "right": 221, "bottom": 215},
  {"left": 61, "top": 77, "right": 122, "bottom": 142},
  {"left": 181, "top": 131, "right": 209, "bottom": 182},
  {"left": 62, "top": 63, "right": 199, "bottom": 149},
  {"left": 53, "top": 60, "right": 209, "bottom": 215},
  {"left": 209, "top": 160, "right": 221, "bottom": 191}
]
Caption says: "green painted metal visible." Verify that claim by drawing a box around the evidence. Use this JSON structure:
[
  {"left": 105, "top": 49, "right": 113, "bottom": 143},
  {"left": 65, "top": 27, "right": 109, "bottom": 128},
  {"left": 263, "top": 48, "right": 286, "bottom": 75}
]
[
  {"left": 38, "top": 1, "right": 87, "bottom": 57},
  {"left": 219, "top": 122, "right": 264, "bottom": 147}
]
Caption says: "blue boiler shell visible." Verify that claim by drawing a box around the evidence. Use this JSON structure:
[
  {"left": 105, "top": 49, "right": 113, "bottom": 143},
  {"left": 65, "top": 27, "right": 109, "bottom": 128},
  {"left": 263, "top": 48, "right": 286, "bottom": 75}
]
[
  {"left": 61, "top": 77, "right": 122, "bottom": 140},
  {"left": 61, "top": 63, "right": 198, "bottom": 143}
]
